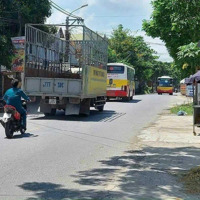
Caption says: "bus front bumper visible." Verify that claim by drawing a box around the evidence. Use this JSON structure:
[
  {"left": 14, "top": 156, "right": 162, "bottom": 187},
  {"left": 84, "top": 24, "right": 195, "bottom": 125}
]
[
  {"left": 157, "top": 88, "right": 173, "bottom": 93},
  {"left": 107, "top": 90, "right": 127, "bottom": 97}
]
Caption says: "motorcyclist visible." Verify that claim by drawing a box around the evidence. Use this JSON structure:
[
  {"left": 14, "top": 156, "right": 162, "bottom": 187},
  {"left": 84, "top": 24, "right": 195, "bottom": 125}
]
[{"left": 3, "top": 79, "right": 30, "bottom": 130}]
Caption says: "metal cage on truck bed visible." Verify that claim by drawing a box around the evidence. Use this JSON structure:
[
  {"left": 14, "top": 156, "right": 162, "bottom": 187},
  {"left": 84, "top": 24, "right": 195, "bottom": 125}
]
[{"left": 24, "top": 23, "right": 108, "bottom": 98}]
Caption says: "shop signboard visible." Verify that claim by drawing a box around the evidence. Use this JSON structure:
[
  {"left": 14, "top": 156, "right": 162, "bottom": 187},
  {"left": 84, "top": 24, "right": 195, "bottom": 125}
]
[{"left": 11, "top": 36, "right": 25, "bottom": 72}]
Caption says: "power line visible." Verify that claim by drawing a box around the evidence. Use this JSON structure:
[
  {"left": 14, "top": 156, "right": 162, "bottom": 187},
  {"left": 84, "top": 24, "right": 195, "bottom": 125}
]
[
  {"left": 50, "top": 1, "right": 71, "bottom": 15},
  {"left": 87, "top": 15, "right": 148, "bottom": 18},
  {"left": 49, "top": 0, "right": 80, "bottom": 19},
  {"left": 50, "top": 3, "right": 71, "bottom": 16}
]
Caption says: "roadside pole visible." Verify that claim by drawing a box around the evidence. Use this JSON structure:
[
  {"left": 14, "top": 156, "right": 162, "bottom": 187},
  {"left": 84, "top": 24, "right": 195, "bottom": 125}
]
[
  {"left": 65, "top": 16, "right": 70, "bottom": 63},
  {"left": 0, "top": 65, "right": 2, "bottom": 97}
]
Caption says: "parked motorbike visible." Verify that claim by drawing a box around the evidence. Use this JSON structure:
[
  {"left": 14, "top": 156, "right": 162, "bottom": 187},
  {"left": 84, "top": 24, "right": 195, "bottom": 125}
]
[{"left": 0, "top": 101, "right": 27, "bottom": 139}]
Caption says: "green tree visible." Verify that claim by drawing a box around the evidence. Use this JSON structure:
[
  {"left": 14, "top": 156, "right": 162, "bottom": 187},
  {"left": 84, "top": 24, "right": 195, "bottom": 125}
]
[
  {"left": 142, "top": 0, "right": 200, "bottom": 72},
  {"left": 177, "top": 42, "right": 200, "bottom": 74},
  {"left": 108, "top": 25, "right": 158, "bottom": 93},
  {"left": 0, "top": 36, "right": 13, "bottom": 67},
  {"left": 0, "top": 0, "right": 52, "bottom": 68}
]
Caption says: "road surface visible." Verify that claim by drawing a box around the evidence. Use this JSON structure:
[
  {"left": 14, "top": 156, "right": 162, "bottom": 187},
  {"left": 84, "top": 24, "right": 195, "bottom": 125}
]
[{"left": 0, "top": 94, "right": 176, "bottom": 200}]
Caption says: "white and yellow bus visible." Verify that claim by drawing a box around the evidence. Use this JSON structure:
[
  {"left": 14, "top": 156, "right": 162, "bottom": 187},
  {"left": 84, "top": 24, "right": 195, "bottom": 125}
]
[
  {"left": 157, "top": 76, "right": 173, "bottom": 95},
  {"left": 107, "top": 63, "right": 135, "bottom": 101}
]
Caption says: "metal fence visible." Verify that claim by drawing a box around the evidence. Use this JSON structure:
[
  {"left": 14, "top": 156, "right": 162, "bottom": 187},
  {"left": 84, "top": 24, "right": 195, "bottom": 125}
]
[
  {"left": 25, "top": 24, "right": 108, "bottom": 77},
  {"left": 69, "top": 26, "right": 108, "bottom": 69},
  {"left": 25, "top": 24, "right": 66, "bottom": 76}
]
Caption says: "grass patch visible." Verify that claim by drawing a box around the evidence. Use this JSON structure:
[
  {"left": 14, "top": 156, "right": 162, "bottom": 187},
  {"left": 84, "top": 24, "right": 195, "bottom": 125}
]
[
  {"left": 180, "top": 166, "right": 200, "bottom": 194},
  {"left": 170, "top": 103, "right": 193, "bottom": 115}
]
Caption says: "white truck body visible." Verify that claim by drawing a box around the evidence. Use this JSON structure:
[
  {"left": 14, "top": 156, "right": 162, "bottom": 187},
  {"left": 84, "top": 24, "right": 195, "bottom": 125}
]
[
  {"left": 23, "top": 23, "right": 108, "bottom": 115},
  {"left": 25, "top": 78, "right": 82, "bottom": 97}
]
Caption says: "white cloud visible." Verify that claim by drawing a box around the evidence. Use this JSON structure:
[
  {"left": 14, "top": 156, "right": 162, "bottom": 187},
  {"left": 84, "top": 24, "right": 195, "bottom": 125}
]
[
  {"left": 47, "top": 1, "right": 172, "bottom": 62},
  {"left": 46, "top": 8, "right": 66, "bottom": 24},
  {"left": 98, "top": 0, "right": 152, "bottom": 14},
  {"left": 75, "top": 5, "right": 94, "bottom": 26},
  {"left": 81, "top": 0, "right": 97, "bottom": 6},
  {"left": 109, "top": 0, "right": 152, "bottom": 9}
]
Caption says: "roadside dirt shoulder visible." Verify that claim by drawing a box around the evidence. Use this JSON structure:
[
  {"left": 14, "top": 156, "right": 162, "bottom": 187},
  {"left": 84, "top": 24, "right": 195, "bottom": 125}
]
[
  {"left": 139, "top": 94, "right": 200, "bottom": 148},
  {"left": 133, "top": 94, "right": 200, "bottom": 200}
]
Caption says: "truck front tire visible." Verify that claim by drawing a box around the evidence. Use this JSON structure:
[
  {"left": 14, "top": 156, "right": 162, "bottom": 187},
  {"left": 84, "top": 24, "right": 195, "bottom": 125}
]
[
  {"left": 97, "top": 105, "right": 104, "bottom": 112},
  {"left": 44, "top": 108, "right": 56, "bottom": 116}
]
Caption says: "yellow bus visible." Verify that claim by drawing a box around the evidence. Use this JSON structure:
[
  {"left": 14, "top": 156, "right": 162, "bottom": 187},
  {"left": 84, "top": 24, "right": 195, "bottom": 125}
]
[
  {"left": 107, "top": 63, "right": 135, "bottom": 101},
  {"left": 157, "top": 76, "right": 173, "bottom": 95}
]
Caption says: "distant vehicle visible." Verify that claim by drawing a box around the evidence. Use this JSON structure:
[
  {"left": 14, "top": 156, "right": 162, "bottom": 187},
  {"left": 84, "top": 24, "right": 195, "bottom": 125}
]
[
  {"left": 157, "top": 76, "right": 173, "bottom": 95},
  {"left": 107, "top": 63, "right": 135, "bottom": 101}
]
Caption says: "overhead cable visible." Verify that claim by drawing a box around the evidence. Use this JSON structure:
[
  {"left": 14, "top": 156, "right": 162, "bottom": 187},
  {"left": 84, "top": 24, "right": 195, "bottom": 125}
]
[
  {"left": 50, "top": 0, "right": 71, "bottom": 15},
  {"left": 49, "top": 0, "right": 80, "bottom": 19}
]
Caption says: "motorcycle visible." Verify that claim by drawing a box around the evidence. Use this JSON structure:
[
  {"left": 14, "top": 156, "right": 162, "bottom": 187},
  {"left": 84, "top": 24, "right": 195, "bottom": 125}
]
[{"left": 0, "top": 100, "right": 27, "bottom": 139}]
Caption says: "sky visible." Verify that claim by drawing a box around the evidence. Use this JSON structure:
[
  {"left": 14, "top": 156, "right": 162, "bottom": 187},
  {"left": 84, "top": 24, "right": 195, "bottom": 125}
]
[{"left": 47, "top": 0, "right": 173, "bottom": 62}]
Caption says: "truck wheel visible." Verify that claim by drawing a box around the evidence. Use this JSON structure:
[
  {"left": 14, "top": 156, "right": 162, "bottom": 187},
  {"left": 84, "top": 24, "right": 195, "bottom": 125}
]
[
  {"left": 44, "top": 109, "right": 56, "bottom": 117},
  {"left": 5, "top": 121, "right": 14, "bottom": 139},
  {"left": 97, "top": 105, "right": 104, "bottom": 112},
  {"left": 127, "top": 91, "right": 131, "bottom": 101},
  {"left": 122, "top": 95, "right": 130, "bottom": 102}
]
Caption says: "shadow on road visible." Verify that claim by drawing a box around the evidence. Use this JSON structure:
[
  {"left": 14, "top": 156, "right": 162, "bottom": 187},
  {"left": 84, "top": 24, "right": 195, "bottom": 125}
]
[
  {"left": 30, "top": 110, "right": 125, "bottom": 122},
  {"left": 11, "top": 133, "right": 38, "bottom": 139},
  {"left": 3, "top": 133, "right": 39, "bottom": 139},
  {"left": 107, "top": 99, "right": 142, "bottom": 104},
  {"left": 18, "top": 182, "right": 116, "bottom": 200},
  {"left": 18, "top": 146, "right": 200, "bottom": 199}
]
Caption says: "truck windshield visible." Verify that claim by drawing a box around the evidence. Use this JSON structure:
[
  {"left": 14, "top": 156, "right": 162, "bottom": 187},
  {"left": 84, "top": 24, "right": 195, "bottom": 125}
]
[{"left": 107, "top": 66, "right": 124, "bottom": 74}]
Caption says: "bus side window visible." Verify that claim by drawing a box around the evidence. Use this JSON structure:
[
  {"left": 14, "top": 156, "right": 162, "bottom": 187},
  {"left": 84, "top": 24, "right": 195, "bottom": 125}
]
[
  {"left": 132, "top": 72, "right": 135, "bottom": 81},
  {"left": 127, "top": 68, "right": 130, "bottom": 80},
  {"left": 128, "top": 68, "right": 134, "bottom": 81},
  {"left": 157, "top": 78, "right": 160, "bottom": 86},
  {"left": 170, "top": 79, "right": 173, "bottom": 86}
]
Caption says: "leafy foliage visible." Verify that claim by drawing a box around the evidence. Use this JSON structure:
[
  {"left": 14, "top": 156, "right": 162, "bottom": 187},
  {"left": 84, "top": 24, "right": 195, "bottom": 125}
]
[
  {"left": 0, "top": 35, "right": 13, "bottom": 67},
  {"left": 181, "top": 166, "right": 200, "bottom": 194},
  {"left": 108, "top": 25, "right": 178, "bottom": 93},
  {"left": 177, "top": 42, "right": 200, "bottom": 73},
  {"left": 108, "top": 25, "right": 154, "bottom": 93},
  {"left": 0, "top": 0, "right": 52, "bottom": 69},
  {"left": 171, "top": 103, "right": 193, "bottom": 116},
  {"left": 143, "top": 0, "right": 200, "bottom": 76}
]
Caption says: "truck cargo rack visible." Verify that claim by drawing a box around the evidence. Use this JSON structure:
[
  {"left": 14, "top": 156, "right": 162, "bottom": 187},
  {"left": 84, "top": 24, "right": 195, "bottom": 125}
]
[{"left": 25, "top": 23, "right": 108, "bottom": 79}]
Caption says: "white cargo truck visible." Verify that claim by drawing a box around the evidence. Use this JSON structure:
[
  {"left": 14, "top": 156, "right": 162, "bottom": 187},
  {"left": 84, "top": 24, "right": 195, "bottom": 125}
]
[{"left": 23, "top": 22, "right": 108, "bottom": 116}]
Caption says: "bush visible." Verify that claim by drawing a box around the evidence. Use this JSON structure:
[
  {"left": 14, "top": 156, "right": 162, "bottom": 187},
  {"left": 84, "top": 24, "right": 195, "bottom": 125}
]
[
  {"left": 170, "top": 103, "right": 193, "bottom": 115},
  {"left": 181, "top": 166, "right": 200, "bottom": 194}
]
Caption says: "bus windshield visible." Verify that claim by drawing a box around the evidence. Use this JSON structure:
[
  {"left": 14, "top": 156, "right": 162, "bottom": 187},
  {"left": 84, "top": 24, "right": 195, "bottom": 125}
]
[
  {"left": 107, "top": 66, "right": 124, "bottom": 74},
  {"left": 158, "top": 78, "right": 173, "bottom": 87}
]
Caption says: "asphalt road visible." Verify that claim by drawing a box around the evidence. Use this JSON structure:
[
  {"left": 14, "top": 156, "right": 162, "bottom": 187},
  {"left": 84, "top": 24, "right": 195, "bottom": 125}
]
[{"left": 0, "top": 94, "right": 176, "bottom": 200}]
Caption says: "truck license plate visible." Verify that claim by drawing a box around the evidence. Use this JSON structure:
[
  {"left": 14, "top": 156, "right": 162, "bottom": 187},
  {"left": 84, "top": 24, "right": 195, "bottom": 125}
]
[{"left": 49, "top": 99, "right": 56, "bottom": 105}]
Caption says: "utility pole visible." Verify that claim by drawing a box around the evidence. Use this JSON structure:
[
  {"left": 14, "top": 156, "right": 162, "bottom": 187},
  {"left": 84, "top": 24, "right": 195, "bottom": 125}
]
[
  {"left": 65, "top": 4, "right": 88, "bottom": 63},
  {"left": 0, "top": 65, "right": 2, "bottom": 97},
  {"left": 65, "top": 16, "right": 70, "bottom": 62}
]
